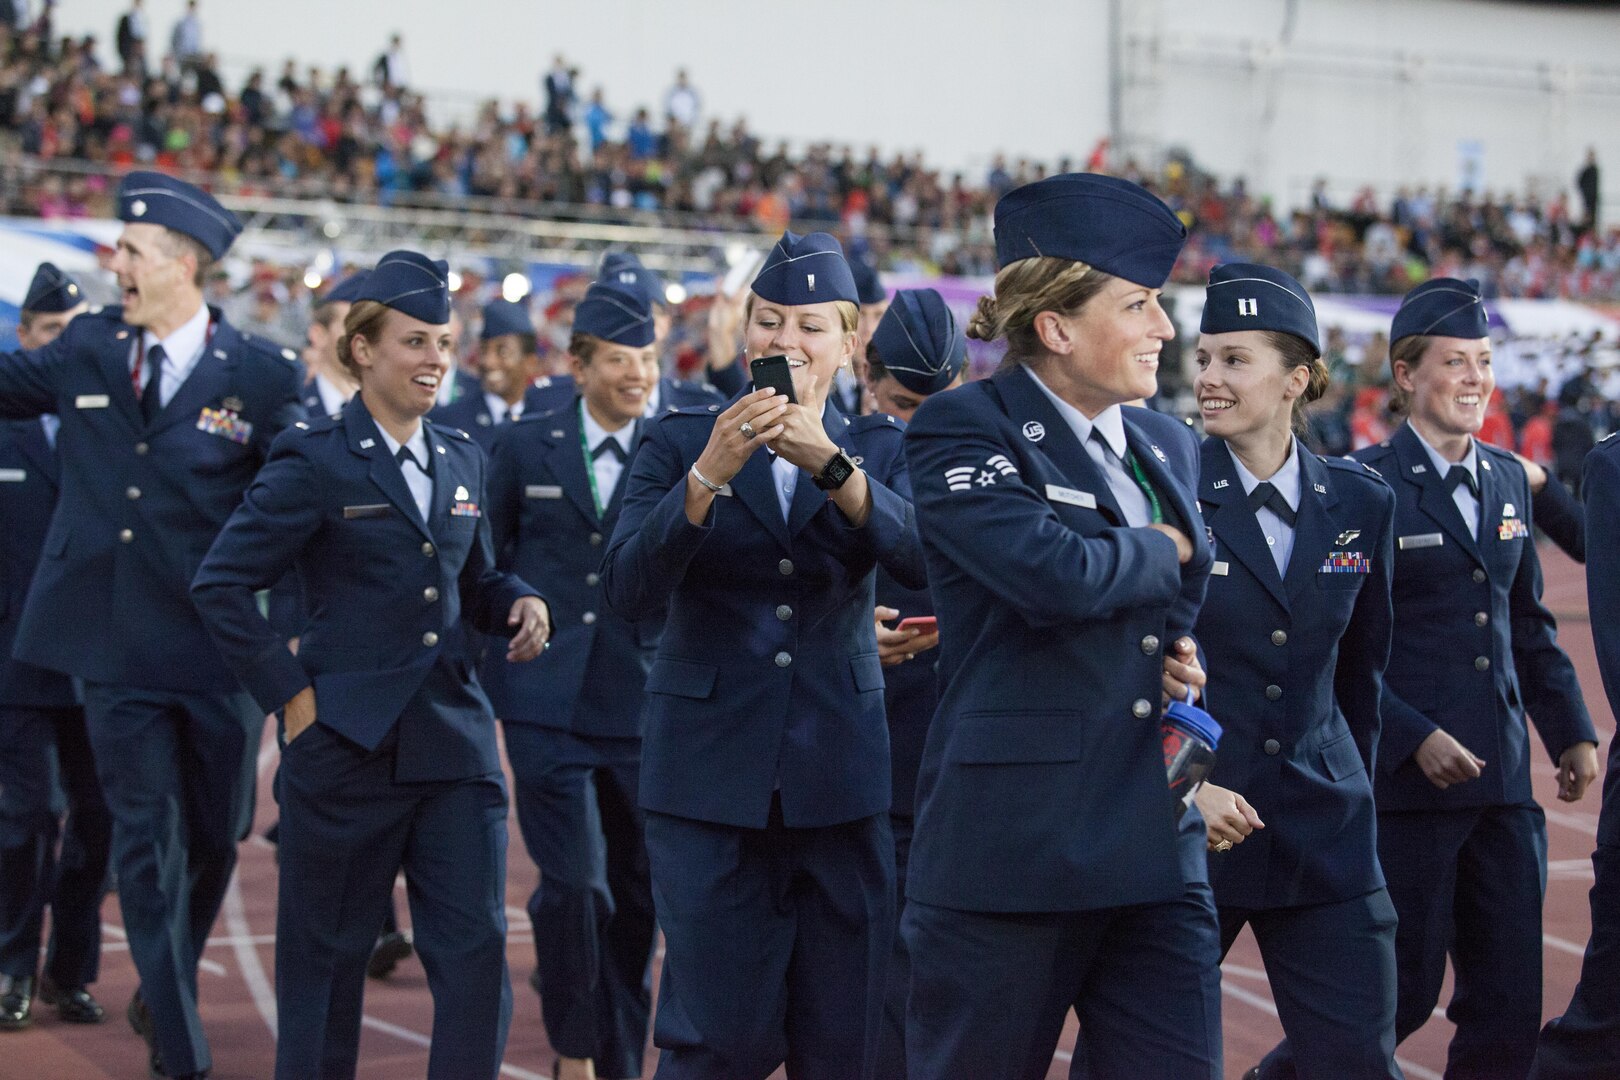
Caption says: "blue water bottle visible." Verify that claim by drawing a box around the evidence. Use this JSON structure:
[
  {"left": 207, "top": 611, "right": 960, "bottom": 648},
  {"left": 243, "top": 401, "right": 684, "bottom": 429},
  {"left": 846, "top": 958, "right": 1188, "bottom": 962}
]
[{"left": 1162, "top": 689, "right": 1222, "bottom": 820}]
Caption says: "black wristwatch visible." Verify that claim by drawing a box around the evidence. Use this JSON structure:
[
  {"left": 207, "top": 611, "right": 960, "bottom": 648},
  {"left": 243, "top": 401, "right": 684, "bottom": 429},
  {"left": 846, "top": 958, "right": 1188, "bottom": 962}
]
[{"left": 812, "top": 449, "right": 857, "bottom": 491}]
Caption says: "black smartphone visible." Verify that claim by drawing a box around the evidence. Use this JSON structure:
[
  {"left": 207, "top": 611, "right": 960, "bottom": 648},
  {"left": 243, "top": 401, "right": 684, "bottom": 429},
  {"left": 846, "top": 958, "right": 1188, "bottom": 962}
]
[{"left": 750, "top": 354, "right": 798, "bottom": 404}]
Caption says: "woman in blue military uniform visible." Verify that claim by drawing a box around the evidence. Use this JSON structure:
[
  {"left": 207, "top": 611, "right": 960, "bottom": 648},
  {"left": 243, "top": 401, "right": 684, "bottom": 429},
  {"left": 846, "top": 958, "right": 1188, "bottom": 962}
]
[
  {"left": 602, "top": 230, "right": 926, "bottom": 1080},
  {"left": 901, "top": 173, "right": 1219, "bottom": 1080},
  {"left": 1353, "top": 278, "right": 1598, "bottom": 1079},
  {"left": 191, "top": 251, "right": 551, "bottom": 1080},
  {"left": 859, "top": 287, "right": 965, "bottom": 1080},
  {"left": 485, "top": 278, "right": 663, "bottom": 1080},
  {"left": 1188, "top": 263, "right": 1401, "bottom": 1080}
]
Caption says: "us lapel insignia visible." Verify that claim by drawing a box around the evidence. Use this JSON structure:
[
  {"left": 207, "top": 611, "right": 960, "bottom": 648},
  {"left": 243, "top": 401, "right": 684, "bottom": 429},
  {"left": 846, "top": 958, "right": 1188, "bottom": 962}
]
[
  {"left": 1314, "top": 483, "right": 1327, "bottom": 494},
  {"left": 115, "top": 330, "right": 129, "bottom": 340},
  {"left": 1411, "top": 464, "right": 1427, "bottom": 474},
  {"left": 552, "top": 430, "right": 566, "bottom": 439},
  {"left": 1150, "top": 445, "right": 1167, "bottom": 462},
  {"left": 360, "top": 438, "right": 375, "bottom": 449},
  {"left": 1022, "top": 421, "right": 1046, "bottom": 442},
  {"left": 1213, "top": 479, "right": 1229, "bottom": 489}
]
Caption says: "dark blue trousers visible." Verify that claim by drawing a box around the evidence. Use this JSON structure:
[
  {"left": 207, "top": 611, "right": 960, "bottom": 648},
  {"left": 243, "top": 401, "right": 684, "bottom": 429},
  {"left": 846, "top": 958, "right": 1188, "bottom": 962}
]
[
  {"left": 902, "top": 885, "right": 1223, "bottom": 1080},
  {"left": 274, "top": 723, "right": 511, "bottom": 1080},
  {"left": 505, "top": 724, "right": 655, "bottom": 1079},
  {"left": 1380, "top": 803, "right": 1548, "bottom": 1080},
  {"left": 1530, "top": 838, "right": 1620, "bottom": 1080},
  {"left": 0, "top": 706, "right": 111, "bottom": 987},
  {"left": 644, "top": 799, "right": 895, "bottom": 1080},
  {"left": 1229, "top": 890, "right": 1402, "bottom": 1080},
  {"left": 82, "top": 683, "right": 260, "bottom": 1078},
  {"left": 874, "top": 813, "right": 913, "bottom": 1080}
]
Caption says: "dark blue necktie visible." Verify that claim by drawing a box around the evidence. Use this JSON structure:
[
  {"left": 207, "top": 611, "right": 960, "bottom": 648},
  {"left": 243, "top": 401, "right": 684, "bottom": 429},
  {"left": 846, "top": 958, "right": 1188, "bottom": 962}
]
[
  {"left": 140, "top": 344, "right": 165, "bottom": 423},
  {"left": 1444, "top": 465, "right": 1478, "bottom": 499},
  {"left": 1247, "top": 481, "right": 1297, "bottom": 527}
]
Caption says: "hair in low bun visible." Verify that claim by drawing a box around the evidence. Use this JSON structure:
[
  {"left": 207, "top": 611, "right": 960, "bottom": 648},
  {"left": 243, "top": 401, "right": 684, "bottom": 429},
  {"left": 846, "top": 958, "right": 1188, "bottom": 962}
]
[{"left": 967, "top": 295, "right": 1001, "bottom": 342}]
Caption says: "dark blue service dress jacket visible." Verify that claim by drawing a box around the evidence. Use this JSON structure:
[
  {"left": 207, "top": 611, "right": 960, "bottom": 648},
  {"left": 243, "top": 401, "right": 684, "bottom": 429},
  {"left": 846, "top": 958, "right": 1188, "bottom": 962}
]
[
  {"left": 483, "top": 401, "right": 658, "bottom": 737},
  {"left": 0, "top": 305, "right": 304, "bottom": 691},
  {"left": 191, "top": 396, "right": 540, "bottom": 783},
  {"left": 0, "top": 418, "right": 76, "bottom": 709},
  {"left": 1354, "top": 424, "right": 1594, "bottom": 812},
  {"left": 602, "top": 394, "right": 926, "bottom": 829},
  {"left": 902, "top": 364, "right": 1213, "bottom": 914},
  {"left": 1197, "top": 437, "right": 1395, "bottom": 909}
]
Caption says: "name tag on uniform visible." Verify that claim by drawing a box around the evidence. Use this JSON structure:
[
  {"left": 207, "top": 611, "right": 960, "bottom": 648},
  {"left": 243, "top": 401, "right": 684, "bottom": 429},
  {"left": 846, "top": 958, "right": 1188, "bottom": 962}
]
[
  {"left": 1397, "top": 533, "right": 1444, "bottom": 550},
  {"left": 342, "top": 503, "right": 392, "bottom": 519},
  {"left": 1211, "top": 561, "right": 1230, "bottom": 576},
  {"left": 1045, "top": 483, "right": 1097, "bottom": 509},
  {"left": 525, "top": 484, "right": 564, "bottom": 500},
  {"left": 75, "top": 394, "right": 110, "bottom": 409},
  {"left": 0, "top": 468, "right": 25, "bottom": 482}
]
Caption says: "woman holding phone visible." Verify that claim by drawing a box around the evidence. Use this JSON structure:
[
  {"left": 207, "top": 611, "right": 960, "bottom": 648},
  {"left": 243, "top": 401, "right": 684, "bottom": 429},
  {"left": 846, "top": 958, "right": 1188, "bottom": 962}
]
[
  {"left": 901, "top": 173, "right": 1220, "bottom": 1079},
  {"left": 602, "top": 230, "right": 925, "bottom": 1079},
  {"left": 1190, "top": 262, "right": 1402, "bottom": 1080},
  {"left": 192, "top": 251, "right": 550, "bottom": 1079}
]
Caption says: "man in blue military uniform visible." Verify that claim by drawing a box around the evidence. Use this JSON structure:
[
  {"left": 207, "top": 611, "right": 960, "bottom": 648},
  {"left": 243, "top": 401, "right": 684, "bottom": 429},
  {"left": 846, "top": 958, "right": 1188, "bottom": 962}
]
[
  {"left": 0, "top": 173, "right": 304, "bottom": 1080},
  {"left": 0, "top": 264, "right": 112, "bottom": 1033},
  {"left": 297, "top": 272, "right": 366, "bottom": 422},
  {"left": 598, "top": 251, "right": 722, "bottom": 417},
  {"left": 486, "top": 278, "right": 664, "bottom": 1080},
  {"left": 1529, "top": 436, "right": 1620, "bottom": 1079},
  {"left": 430, "top": 298, "right": 559, "bottom": 449},
  {"left": 1355, "top": 278, "right": 1598, "bottom": 1079}
]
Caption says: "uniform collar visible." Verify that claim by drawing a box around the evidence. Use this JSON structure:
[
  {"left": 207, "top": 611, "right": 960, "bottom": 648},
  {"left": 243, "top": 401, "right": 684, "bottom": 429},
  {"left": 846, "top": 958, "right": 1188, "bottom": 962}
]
[
  {"left": 644, "top": 380, "right": 662, "bottom": 417},
  {"left": 1023, "top": 367, "right": 1128, "bottom": 459},
  {"left": 313, "top": 372, "right": 350, "bottom": 416},
  {"left": 374, "top": 419, "right": 430, "bottom": 466},
  {"left": 580, "top": 400, "right": 635, "bottom": 454},
  {"left": 1226, "top": 439, "right": 1301, "bottom": 509},
  {"left": 1409, "top": 422, "right": 1478, "bottom": 483},
  {"left": 142, "top": 300, "right": 211, "bottom": 374}
]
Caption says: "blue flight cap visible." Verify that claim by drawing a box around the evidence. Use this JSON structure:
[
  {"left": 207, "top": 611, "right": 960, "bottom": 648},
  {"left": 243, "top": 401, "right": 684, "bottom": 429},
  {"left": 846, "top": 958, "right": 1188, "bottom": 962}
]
[
  {"left": 480, "top": 299, "right": 534, "bottom": 341},
  {"left": 1391, "top": 277, "right": 1490, "bottom": 342},
  {"left": 993, "top": 172, "right": 1187, "bottom": 288},
  {"left": 321, "top": 272, "right": 370, "bottom": 306},
  {"left": 116, "top": 170, "right": 242, "bottom": 260},
  {"left": 750, "top": 231, "right": 858, "bottom": 306},
  {"left": 599, "top": 251, "right": 668, "bottom": 308},
  {"left": 573, "top": 280, "right": 655, "bottom": 347},
  {"left": 22, "top": 262, "right": 84, "bottom": 314},
  {"left": 356, "top": 251, "right": 452, "bottom": 324},
  {"left": 869, "top": 288, "right": 966, "bottom": 395},
  {"left": 850, "top": 258, "right": 887, "bottom": 306},
  {"left": 1200, "top": 263, "right": 1320, "bottom": 358}
]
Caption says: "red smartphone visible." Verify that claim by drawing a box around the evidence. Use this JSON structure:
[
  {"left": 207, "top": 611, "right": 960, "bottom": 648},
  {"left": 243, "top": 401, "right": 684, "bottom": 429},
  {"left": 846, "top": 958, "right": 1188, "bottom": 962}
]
[{"left": 896, "top": 616, "right": 938, "bottom": 633}]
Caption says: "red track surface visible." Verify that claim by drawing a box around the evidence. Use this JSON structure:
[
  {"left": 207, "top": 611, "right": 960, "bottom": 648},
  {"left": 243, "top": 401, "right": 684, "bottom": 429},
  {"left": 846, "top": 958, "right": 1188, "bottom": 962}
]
[{"left": 1, "top": 543, "right": 1609, "bottom": 1080}]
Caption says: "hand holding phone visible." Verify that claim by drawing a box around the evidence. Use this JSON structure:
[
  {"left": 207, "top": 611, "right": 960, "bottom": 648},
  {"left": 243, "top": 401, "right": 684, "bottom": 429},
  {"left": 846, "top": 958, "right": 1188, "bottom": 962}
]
[
  {"left": 896, "top": 616, "right": 937, "bottom": 633},
  {"left": 750, "top": 354, "right": 797, "bottom": 404}
]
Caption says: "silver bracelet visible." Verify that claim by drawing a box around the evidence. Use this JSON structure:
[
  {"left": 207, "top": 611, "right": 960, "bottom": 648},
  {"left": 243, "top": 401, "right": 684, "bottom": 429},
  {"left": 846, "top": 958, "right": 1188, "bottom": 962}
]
[{"left": 689, "top": 464, "right": 725, "bottom": 493}]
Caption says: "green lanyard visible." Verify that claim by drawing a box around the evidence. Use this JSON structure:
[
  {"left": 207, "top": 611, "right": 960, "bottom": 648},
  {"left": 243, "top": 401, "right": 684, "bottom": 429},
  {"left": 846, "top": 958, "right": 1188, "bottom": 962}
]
[
  {"left": 1125, "top": 451, "right": 1166, "bottom": 525},
  {"left": 578, "top": 400, "right": 607, "bottom": 518}
]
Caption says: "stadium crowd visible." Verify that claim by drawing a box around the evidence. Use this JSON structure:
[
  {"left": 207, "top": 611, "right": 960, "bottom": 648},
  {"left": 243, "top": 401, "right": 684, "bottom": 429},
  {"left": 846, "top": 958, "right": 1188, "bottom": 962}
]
[{"left": 0, "top": 6, "right": 1616, "bottom": 295}]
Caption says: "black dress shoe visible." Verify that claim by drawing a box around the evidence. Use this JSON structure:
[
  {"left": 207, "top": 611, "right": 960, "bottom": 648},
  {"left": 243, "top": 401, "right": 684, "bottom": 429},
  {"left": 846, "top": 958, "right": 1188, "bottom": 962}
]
[
  {"left": 366, "top": 931, "right": 413, "bottom": 979},
  {"left": 128, "top": 989, "right": 151, "bottom": 1040},
  {"left": 38, "top": 976, "right": 106, "bottom": 1024},
  {"left": 0, "top": 975, "right": 35, "bottom": 1030}
]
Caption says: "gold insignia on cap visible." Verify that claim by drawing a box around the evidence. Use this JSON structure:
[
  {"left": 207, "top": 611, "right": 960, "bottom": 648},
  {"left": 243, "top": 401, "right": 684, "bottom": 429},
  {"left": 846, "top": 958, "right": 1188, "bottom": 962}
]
[
  {"left": 454, "top": 485, "right": 470, "bottom": 501},
  {"left": 130, "top": 199, "right": 147, "bottom": 217}
]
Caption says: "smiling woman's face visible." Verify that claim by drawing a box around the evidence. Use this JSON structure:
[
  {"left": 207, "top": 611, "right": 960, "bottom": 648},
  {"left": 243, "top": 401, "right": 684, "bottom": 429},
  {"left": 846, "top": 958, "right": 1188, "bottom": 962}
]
[
  {"left": 744, "top": 298, "right": 856, "bottom": 410},
  {"left": 353, "top": 309, "right": 453, "bottom": 426},
  {"left": 1048, "top": 276, "right": 1175, "bottom": 415}
]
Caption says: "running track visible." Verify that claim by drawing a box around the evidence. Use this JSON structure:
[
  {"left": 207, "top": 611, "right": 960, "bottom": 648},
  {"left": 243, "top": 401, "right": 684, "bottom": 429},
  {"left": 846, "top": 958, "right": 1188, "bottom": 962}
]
[{"left": 2, "top": 543, "right": 1609, "bottom": 1080}]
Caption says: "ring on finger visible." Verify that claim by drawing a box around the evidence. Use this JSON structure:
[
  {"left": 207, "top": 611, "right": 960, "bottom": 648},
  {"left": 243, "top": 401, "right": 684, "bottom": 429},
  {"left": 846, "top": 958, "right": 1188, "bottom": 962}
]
[
  {"left": 1212, "top": 838, "right": 1233, "bottom": 853},
  {"left": 739, "top": 420, "right": 757, "bottom": 440}
]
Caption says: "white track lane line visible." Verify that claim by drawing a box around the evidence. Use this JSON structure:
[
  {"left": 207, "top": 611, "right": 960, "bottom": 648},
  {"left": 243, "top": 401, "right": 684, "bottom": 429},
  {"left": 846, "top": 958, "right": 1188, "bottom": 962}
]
[
  {"left": 359, "top": 1017, "right": 551, "bottom": 1080},
  {"left": 224, "top": 867, "right": 278, "bottom": 1037}
]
